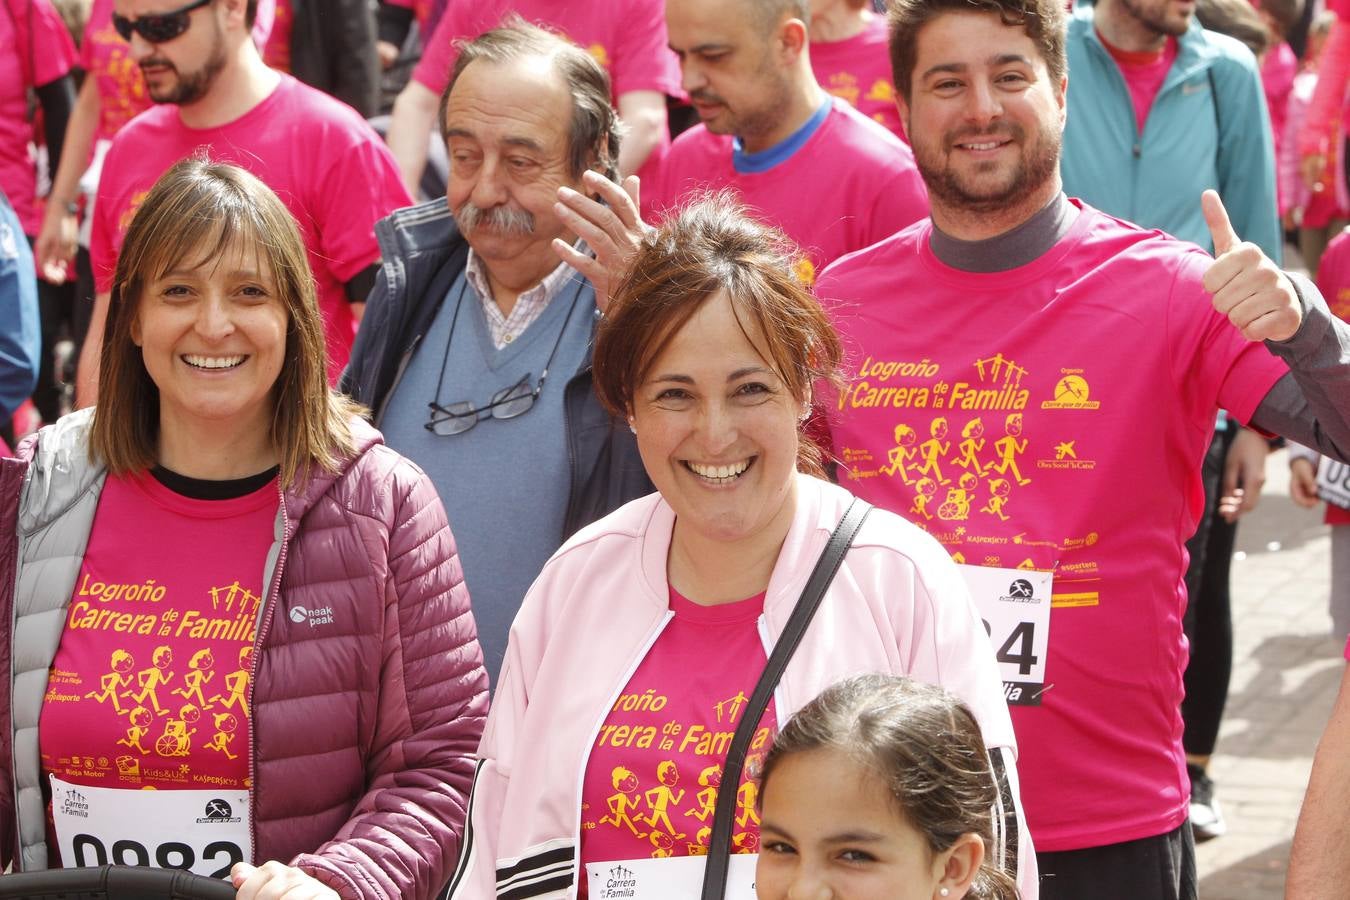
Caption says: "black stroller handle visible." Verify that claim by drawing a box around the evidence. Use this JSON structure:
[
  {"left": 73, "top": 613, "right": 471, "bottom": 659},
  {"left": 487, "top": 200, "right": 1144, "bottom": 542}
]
[{"left": 0, "top": 865, "right": 237, "bottom": 900}]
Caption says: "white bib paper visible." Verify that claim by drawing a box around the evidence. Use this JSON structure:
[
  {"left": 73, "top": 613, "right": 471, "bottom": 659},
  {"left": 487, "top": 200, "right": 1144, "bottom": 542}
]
[
  {"left": 957, "top": 564, "right": 1054, "bottom": 706},
  {"left": 50, "top": 775, "right": 248, "bottom": 879},
  {"left": 584, "top": 854, "right": 757, "bottom": 899},
  {"left": 1317, "top": 457, "right": 1350, "bottom": 510}
]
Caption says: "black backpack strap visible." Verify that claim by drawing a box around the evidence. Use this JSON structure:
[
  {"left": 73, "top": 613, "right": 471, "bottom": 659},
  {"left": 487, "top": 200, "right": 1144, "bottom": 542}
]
[{"left": 698, "top": 498, "right": 872, "bottom": 900}]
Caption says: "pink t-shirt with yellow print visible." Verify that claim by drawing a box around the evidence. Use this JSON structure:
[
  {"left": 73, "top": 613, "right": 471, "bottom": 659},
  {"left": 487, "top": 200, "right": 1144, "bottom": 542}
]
[
  {"left": 578, "top": 587, "right": 776, "bottom": 896},
  {"left": 817, "top": 202, "right": 1288, "bottom": 852},
  {"left": 39, "top": 471, "right": 276, "bottom": 792}
]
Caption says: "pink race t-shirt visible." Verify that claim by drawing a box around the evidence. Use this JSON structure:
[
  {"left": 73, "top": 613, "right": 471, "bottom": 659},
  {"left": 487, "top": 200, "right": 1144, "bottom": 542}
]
[
  {"left": 1098, "top": 31, "right": 1177, "bottom": 134},
  {"left": 578, "top": 588, "right": 776, "bottom": 894},
  {"left": 816, "top": 202, "right": 1288, "bottom": 852},
  {"left": 262, "top": 0, "right": 293, "bottom": 72},
  {"left": 39, "top": 471, "right": 276, "bottom": 793},
  {"left": 810, "top": 15, "right": 906, "bottom": 142},
  {"left": 1315, "top": 231, "right": 1350, "bottom": 525},
  {"left": 412, "top": 0, "right": 680, "bottom": 185},
  {"left": 645, "top": 99, "right": 928, "bottom": 286},
  {"left": 82, "top": 0, "right": 151, "bottom": 143},
  {"left": 385, "top": 0, "right": 434, "bottom": 32},
  {"left": 1317, "top": 227, "right": 1350, "bottom": 322},
  {"left": 1263, "top": 42, "right": 1297, "bottom": 171},
  {"left": 90, "top": 75, "right": 412, "bottom": 379},
  {"left": 413, "top": 0, "right": 678, "bottom": 102},
  {"left": 0, "top": 0, "right": 77, "bottom": 235}
]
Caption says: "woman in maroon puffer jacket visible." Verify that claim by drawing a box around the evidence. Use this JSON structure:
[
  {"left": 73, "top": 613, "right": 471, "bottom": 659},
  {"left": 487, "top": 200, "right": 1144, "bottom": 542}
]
[{"left": 0, "top": 158, "right": 488, "bottom": 900}]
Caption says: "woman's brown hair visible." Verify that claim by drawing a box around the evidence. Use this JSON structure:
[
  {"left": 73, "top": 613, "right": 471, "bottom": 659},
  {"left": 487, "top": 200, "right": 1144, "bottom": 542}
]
[
  {"left": 591, "top": 194, "right": 844, "bottom": 476},
  {"left": 761, "top": 674, "right": 1019, "bottom": 899},
  {"left": 91, "top": 157, "right": 364, "bottom": 487}
]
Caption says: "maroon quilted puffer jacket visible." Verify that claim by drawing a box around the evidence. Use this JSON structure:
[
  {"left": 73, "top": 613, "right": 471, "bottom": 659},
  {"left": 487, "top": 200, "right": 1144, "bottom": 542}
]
[
  {"left": 256, "top": 420, "right": 488, "bottom": 898},
  {"left": 0, "top": 416, "right": 488, "bottom": 900}
]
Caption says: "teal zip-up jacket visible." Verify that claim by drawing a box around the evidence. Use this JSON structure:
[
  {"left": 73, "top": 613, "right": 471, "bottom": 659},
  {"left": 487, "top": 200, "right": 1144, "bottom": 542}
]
[{"left": 1062, "top": 7, "right": 1281, "bottom": 262}]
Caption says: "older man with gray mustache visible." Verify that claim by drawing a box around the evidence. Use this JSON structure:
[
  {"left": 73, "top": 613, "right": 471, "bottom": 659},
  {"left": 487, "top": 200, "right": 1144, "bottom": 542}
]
[{"left": 342, "top": 20, "right": 652, "bottom": 687}]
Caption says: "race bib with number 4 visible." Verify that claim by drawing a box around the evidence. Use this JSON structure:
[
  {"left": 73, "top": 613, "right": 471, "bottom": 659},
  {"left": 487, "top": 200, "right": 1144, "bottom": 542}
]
[
  {"left": 584, "top": 854, "right": 757, "bottom": 899},
  {"left": 1317, "top": 458, "right": 1350, "bottom": 511},
  {"left": 50, "top": 775, "right": 249, "bottom": 878},
  {"left": 957, "top": 565, "right": 1053, "bottom": 707}
]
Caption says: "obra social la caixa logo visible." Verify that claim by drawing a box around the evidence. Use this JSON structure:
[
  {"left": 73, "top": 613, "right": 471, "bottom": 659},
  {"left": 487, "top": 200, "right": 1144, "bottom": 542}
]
[{"left": 288, "top": 604, "right": 335, "bottom": 627}]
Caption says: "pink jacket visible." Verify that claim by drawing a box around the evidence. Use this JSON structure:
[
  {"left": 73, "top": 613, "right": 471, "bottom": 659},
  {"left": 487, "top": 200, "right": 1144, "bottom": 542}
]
[
  {"left": 0, "top": 410, "right": 488, "bottom": 900},
  {"left": 448, "top": 474, "right": 1035, "bottom": 900}
]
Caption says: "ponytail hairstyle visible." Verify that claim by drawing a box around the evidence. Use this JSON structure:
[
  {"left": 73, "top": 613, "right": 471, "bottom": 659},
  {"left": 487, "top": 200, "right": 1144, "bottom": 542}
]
[{"left": 760, "top": 674, "right": 1018, "bottom": 900}]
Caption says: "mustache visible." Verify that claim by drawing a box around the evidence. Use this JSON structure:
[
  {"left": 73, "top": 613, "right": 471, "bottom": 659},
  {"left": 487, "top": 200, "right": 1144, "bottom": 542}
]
[
  {"left": 453, "top": 202, "right": 535, "bottom": 237},
  {"left": 947, "top": 124, "right": 1023, "bottom": 146},
  {"left": 138, "top": 56, "right": 176, "bottom": 72},
  {"left": 688, "top": 88, "right": 727, "bottom": 106}
]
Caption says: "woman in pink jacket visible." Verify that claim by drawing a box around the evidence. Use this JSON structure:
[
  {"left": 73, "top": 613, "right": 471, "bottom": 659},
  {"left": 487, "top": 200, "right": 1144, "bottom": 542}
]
[
  {"left": 449, "top": 199, "right": 1033, "bottom": 900},
  {"left": 0, "top": 158, "right": 487, "bottom": 900}
]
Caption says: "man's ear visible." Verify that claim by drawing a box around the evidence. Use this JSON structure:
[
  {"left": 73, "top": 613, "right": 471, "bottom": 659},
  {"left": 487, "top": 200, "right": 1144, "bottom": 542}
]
[
  {"left": 780, "top": 16, "right": 808, "bottom": 63},
  {"left": 219, "top": 0, "right": 249, "bottom": 30},
  {"left": 896, "top": 93, "right": 911, "bottom": 138}
]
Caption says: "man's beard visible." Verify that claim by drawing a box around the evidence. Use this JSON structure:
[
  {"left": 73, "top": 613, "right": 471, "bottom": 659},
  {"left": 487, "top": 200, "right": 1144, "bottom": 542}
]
[
  {"left": 693, "top": 60, "right": 794, "bottom": 143},
  {"left": 1120, "top": 0, "right": 1191, "bottom": 38},
  {"left": 913, "top": 122, "right": 1061, "bottom": 216},
  {"left": 453, "top": 202, "right": 535, "bottom": 237},
  {"left": 142, "top": 34, "right": 226, "bottom": 105}
]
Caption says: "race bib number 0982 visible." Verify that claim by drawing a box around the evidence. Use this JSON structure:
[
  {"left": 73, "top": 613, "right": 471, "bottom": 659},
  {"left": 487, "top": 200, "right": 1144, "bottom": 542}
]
[
  {"left": 50, "top": 776, "right": 248, "bottom": 879},
  {"left": 957, "top": 565, "right": 1053, "bottom": 706}
]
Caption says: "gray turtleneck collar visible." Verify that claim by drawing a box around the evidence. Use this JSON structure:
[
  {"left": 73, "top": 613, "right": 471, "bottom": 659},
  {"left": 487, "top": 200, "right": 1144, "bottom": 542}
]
[{"left": 928, "top": 192, "right": 1080, "bottom": 273}]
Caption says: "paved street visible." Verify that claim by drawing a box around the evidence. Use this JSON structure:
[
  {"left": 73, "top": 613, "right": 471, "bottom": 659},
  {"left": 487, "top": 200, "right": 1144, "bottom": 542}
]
[{"left": 1194, "top": 450, "right": 1340, "bottom": 898}]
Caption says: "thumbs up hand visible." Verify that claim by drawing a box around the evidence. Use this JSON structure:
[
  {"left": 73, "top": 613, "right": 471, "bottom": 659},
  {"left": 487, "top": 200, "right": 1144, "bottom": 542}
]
[{"left": 1200, "top": 189, "right": 1302, "bottom": 343}]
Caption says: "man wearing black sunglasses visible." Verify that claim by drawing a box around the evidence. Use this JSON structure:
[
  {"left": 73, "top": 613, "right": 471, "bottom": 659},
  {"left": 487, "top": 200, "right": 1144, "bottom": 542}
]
[
  {"left": 342, "top": 22, "right": 652, "bottom": 687},
  {"left": 76, "top": 0, "right": 412, "bottom": 405}
]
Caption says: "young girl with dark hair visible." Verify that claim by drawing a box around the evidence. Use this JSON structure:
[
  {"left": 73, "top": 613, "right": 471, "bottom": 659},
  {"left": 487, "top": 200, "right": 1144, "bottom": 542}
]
[{"left": 756, "top": 674, "right": 1019, "bottom": 900}]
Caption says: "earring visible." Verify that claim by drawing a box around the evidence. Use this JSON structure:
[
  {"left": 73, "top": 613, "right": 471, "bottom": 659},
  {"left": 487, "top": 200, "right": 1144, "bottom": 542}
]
[
  {"left": 628, "top": 418, "right": 637, "bottom": 435},
  {"left": 939, "top": 889, "right": 950, "bottom": 898}
]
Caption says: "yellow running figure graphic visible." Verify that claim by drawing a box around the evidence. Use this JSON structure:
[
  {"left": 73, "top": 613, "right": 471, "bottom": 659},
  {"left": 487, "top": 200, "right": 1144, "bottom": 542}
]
[
  {"left": 910, "top": 477, "right": 937, "bottom": 521},
  {"left": 122, "top": 645, "right": 175, "bottom": 714},
  {"left": 599, "top": 767, "right": 647, "bottom": 837},
  {"left": 117, "top": 706, "right": 154, "bottom": 754},
  {"left": 155, "top": 704, "right": 199, "bottom": 758},
  {"left": 648, "top": 831, "right": 676, "bottom": 858},
  {"left": 735, "top": 779, "right": 760, "bottom": 828},
  {"left": 955, "top": 418, "right": 988, "bottom": 474},
  {"left": 687, "top": 826, "right": 712, "bottom": 856},
  {"left": 84, "top": 649, "right": 135, "bottom": 713},
  {"left": 992, "top": 414, "right": 1032, "bottom": 486},
  {"left": 173, "top": 649, "right": 215, "bottom": 706},
  {"left": 640, "top": 761, "right": 687, "bottom": 838},
  {"left": 916, "top": 417, "right": 952, "bottom": 484},
  {"left": 881, "top": 424, "right": 918, "bottom": 482},
  {"left": 982, "top": 478, "right": 1012, "bottom": 521},
  {"left": 203, "top": 711, "right": 239, "bottom": 760},
  {"left": 684, "top": 765, "right": 721, "bottom": 823},
  {"left": 208, "top": 646, "right": 252, "bottom": 716}
]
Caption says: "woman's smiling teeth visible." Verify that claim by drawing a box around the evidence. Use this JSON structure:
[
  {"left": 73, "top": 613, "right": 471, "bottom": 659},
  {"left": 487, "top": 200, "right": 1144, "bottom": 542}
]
[
  {"left": 685, "top": 458, "right": 754, "bottom": 483},
  {"left": 183, "top": 354, "right": 246, "bottom": 370}
]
